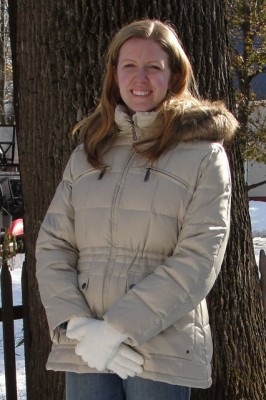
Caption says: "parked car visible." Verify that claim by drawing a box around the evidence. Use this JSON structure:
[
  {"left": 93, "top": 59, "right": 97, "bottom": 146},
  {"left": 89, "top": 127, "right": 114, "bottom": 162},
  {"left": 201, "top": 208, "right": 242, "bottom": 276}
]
[
  {"left": 0, "top": 173, "right": 23, "bottom": 220},
  {"left": 0, "top": 172, "right": 24, "bottom": 249}
]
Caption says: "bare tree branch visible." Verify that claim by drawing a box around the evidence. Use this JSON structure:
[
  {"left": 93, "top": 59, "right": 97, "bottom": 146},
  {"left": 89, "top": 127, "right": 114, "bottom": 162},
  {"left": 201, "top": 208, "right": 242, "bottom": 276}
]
[{"left": 247, "top": 179, "right": 266, "bottom": 190}]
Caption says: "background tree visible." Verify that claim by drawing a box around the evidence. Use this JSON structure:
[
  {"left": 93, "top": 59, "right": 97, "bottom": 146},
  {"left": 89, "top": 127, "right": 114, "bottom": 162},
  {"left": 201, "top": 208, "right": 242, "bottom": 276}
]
[
  {"left": 8, "top": 1, "right": 266, "bottom": 399},
  {"left": 0, "top": 0, "right": 13, "bottom": 124},
  {"left": 227, "top": 0, "right": 266, "bottom": 166},
  {"left": 0, "top": 0, "right": 7, "bottom": 124}
]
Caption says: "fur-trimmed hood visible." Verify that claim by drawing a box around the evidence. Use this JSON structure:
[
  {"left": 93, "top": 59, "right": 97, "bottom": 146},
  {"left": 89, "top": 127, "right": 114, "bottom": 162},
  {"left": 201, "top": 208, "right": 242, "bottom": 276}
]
[
  {"left": 173, "top": 100, "right": 239, "bottom": 143},
  {"left": 115, "top": 100, "right": 239, "bottom": 144}
]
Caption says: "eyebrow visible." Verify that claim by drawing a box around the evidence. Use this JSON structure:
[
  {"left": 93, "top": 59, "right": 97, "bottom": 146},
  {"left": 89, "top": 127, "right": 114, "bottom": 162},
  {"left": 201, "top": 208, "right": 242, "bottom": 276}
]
[{"left": 120, "top": 58, "right": 165, "bottom": 65}]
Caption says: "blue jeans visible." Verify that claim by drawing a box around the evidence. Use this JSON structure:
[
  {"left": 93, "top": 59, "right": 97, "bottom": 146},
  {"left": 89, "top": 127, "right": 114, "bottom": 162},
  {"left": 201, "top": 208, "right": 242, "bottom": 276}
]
[{"left": 66, "top": 372, "right": 191, "bottom": 400}]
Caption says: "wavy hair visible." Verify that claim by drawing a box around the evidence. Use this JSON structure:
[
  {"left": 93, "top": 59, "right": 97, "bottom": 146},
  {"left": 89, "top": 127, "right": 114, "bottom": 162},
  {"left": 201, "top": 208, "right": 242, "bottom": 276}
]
[{"left": 74, "top": 19, "right": 199, "bottom": 168}]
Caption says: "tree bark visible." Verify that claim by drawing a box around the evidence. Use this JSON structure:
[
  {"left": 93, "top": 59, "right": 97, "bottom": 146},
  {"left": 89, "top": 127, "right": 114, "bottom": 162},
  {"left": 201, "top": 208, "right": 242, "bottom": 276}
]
[{"left": 8, "top": 0, "right": 266, "bottom": 399}]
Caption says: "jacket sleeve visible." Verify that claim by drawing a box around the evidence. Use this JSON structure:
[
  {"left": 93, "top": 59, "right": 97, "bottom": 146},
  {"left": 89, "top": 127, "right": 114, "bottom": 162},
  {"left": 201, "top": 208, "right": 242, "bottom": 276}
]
[
  {"left": 35, "top": 150, "right": 92, "bottom": 343},
  {"left": 104, "top": 145, "right": 231, "bottom": 346}
]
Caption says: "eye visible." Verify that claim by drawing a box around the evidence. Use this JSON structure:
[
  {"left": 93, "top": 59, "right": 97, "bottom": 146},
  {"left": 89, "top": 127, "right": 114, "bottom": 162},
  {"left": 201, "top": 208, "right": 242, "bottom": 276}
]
[
  {"left": 148, "top": 65, "right": 162, "bottom": 70},
  {"left": 124, "top": 63, "right": 135, "bottom": 69}
]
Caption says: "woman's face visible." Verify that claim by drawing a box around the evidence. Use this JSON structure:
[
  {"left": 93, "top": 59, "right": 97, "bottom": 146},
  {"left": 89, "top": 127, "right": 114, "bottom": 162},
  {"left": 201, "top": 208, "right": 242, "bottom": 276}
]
[{"left": 115, "top": 38, "right": 175, "bottom": 114}]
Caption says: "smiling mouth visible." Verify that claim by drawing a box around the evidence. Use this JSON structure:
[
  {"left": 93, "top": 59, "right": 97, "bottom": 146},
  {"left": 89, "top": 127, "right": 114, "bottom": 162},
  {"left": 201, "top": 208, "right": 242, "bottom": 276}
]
[{"left": 131, "top": 90, "right": 152, "bottom": 96}]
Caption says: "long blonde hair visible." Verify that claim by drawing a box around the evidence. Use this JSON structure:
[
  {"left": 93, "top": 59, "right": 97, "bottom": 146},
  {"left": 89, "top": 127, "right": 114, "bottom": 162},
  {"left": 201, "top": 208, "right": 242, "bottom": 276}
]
[{"left": 74, "top": 19, "right": 199, "bottom": 168}]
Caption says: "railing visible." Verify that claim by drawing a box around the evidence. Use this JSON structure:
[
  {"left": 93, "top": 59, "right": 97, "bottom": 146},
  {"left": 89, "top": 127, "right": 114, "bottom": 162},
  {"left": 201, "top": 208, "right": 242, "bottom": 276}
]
[
  {"left": 259, "top": 249, "right": 266, "bottom": 318},
  {"left": 0, "top": 259, "right": 28, "bottom": 399}
]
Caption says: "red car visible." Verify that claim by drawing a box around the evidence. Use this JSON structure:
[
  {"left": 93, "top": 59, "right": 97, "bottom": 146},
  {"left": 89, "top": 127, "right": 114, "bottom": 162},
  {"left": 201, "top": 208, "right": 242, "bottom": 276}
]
[{"left": 0, "top": 173, "right": 24, "bottom": 250}]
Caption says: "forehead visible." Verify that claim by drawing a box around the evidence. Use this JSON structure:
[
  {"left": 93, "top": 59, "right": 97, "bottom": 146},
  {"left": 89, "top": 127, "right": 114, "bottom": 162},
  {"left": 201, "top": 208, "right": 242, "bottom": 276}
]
[{"left": 118, "top": 37, "right": 169, "bottom": 61}]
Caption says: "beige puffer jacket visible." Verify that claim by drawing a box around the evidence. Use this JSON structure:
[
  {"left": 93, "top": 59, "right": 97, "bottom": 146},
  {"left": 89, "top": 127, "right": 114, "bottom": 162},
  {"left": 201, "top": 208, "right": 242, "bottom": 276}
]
[{"left": 36, "top": 103, "right": 236, "bottom": 389}]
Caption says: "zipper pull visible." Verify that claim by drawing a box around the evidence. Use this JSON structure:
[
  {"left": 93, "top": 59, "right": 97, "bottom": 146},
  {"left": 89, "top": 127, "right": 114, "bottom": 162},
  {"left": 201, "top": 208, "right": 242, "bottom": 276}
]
[
  {"left": 144, "top": 168, "right": 151, "bottom": 182},
  {"left": 98, "top": 166, "right": 108, "bottom": 180},
  {"left": 127, "top": 118, "right": 138, "bottom": 141},
  {"left": 131, "top": 124, "right": 138, "bottom": 142}
]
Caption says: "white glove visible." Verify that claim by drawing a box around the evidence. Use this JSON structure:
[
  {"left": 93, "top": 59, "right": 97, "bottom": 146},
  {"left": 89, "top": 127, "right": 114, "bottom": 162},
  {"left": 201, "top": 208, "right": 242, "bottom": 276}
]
[
  {"left": 107, "top": 344, "right": 144, "bottom": 379},
  {"left": 66, "top": 317, "right": 127, "bottom": 371}
]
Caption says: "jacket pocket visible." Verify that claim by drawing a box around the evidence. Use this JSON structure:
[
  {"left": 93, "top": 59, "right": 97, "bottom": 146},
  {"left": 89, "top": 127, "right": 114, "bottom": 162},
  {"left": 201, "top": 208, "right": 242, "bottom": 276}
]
[
  {"left": 126, "top": 265, "right": 156, "bottom": 291},
  {"left": 140, "top": 310, "right": 195, "bottom": 361},
  {"left": 77, "top": 271, "right": 104, "bottom": 318},
  {"left": 171, "top": 310, "right": 195, "bottom": 360},
  {"left": 74, "top": 167, "right": 101, "bottom": 183},
  {"left": 146, "top": 167, "right": 191, "bottom": 190}
]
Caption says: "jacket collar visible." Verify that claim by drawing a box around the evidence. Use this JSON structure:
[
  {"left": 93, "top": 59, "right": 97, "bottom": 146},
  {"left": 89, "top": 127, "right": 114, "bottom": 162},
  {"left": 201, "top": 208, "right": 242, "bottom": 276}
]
[
  {"left": 114, "top": 100, "right": 238, "bottom": 144},
  {"left": 114, "top": 105, "right": 157, "bottom": 142}
]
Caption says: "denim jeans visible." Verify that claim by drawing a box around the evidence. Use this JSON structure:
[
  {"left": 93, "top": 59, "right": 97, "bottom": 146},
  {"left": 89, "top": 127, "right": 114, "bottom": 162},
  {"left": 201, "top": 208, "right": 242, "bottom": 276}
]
[{"left": 66, "top": 372, "right": 191, "bottom": 400}]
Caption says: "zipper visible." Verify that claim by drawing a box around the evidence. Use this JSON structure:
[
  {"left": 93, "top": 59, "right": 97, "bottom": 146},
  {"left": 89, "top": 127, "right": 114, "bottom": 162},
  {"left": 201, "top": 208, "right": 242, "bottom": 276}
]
[
  {"left": 131, "top": 124, "right": 138, "bottom": 142},
  {"left": 102, "top": 150, "right": 136, "bottom": 309},
  {"left": 126, "top": 118, "right": 138, "bottom": 142},
  {"left": 144, "top": 167, "right": 191, "bottom": 189},
  {"left": 110, "top": 150, "right": 136, "bottom": 247}
]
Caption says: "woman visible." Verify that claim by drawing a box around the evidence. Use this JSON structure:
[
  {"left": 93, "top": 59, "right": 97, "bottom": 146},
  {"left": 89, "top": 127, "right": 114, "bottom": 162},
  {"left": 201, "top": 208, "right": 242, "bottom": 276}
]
[{"left": 36, "top": 19, "right": 238, "bottom": 400}]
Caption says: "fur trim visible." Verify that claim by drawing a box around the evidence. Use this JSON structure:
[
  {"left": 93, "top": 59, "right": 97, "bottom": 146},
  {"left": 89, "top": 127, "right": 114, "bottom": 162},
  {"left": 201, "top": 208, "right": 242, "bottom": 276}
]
[{"left": 175, "top": 100, "right": 239, "bottom": 143}]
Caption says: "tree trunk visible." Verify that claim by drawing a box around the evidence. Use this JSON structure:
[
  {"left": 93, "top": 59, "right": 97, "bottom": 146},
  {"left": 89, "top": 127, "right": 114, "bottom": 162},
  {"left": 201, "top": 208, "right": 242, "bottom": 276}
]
[{"left": 8, "top": 0, "right": 266, "bottom": 399}]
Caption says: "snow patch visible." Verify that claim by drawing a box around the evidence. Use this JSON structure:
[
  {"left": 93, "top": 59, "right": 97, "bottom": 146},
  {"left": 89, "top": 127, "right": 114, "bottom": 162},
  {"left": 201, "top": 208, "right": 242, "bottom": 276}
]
[{"left": 249, "top": 201, "right": 266, "bottom": 238}]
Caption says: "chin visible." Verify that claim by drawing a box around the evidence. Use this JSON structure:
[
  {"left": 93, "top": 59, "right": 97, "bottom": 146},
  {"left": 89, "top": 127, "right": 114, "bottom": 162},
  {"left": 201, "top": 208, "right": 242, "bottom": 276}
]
[{"left": 132, "top": 105, "right": 155, "bottom": 113}]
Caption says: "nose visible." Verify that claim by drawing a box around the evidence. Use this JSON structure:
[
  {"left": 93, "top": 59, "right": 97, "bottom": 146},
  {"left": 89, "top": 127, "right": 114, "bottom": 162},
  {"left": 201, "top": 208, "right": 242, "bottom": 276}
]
[{"left": 135, "top": 68, "right": 148, "bottom": 81}]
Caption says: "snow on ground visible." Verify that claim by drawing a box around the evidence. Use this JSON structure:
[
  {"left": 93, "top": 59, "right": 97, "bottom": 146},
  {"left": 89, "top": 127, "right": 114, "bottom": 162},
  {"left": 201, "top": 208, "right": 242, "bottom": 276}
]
[
  {"left": 0, "top": 202, "right": 265, "bottom": 399},
  {"left": 249, "top": 201, "right": 266, "bottom": 238},
  {"left": 249, "top": 201, "right": 266, "bottom": 267}
]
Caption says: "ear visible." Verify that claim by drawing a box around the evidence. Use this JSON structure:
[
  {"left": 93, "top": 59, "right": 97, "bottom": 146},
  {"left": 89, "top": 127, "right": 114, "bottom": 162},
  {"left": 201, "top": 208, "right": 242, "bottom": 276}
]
[{"left": 169, "top": 72, "right": 179, "bottom": 91}]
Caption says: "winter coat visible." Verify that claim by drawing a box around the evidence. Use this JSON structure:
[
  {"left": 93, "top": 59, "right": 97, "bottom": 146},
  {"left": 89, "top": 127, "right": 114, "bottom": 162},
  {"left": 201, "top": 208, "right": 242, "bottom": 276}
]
[{"left": 36, "top": 102, "right": 236, "bottom": 389}]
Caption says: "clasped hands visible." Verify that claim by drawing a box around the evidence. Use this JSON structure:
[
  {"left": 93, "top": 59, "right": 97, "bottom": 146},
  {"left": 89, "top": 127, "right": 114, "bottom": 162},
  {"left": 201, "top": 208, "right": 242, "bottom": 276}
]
[{"left": 66, "top": 317, "right": 144, "bottom": 379}]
